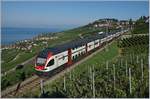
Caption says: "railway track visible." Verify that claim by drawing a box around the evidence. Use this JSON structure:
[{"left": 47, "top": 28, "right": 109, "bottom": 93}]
[
  {"left": 1, "top": 34, "right": 124, "bottom": 98},
  {"left": 2, "top": 70, "right": 67, "bottom": 98},
  {"left": 1, "top": 76, "right": 41, "bottom": 98}
]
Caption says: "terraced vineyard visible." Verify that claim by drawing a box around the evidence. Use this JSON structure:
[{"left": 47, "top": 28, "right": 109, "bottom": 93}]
[
  {"left": 19, "top": 35, "right": 148, "bottom": 98},
  {"left": 1, "top": 26, "right": 104, "bottom": 90}
]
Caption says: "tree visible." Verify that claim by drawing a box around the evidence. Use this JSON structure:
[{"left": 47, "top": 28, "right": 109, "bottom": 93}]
[
  {"left": 129, "top": 18, "right": 133, "bottom": 30},
  {"left": 17, "top": 71, "right": 26, "bottom": 81},
  {"left": 2, "top": 77, "right": 11, "bottom": 90}
]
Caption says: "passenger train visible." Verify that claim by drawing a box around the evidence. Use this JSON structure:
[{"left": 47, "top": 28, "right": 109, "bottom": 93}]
[{"left": 35, "top": 29, "right": 128, "bottom": 75}]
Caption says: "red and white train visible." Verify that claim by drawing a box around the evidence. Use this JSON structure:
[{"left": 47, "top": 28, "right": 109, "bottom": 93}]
[{"left": 35, "top": 29, "right": 128, "bottom": 74}]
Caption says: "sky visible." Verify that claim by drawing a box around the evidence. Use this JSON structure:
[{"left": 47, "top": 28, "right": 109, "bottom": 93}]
[{"left": 1, "top": 1, "right": 149, "bottom": 28}]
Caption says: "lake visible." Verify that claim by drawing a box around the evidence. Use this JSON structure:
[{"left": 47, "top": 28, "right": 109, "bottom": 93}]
[{"left": 1, "top": 27, "right": 64, "bottom": 45}]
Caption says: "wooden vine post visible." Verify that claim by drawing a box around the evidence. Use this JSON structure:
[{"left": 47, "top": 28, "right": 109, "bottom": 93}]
[
  {"left": 126, "top": 60, "right": 128, "bottom": 77},
  {"left": 64, "top": 75, "right": 66, "bottom": 91},
  {"left": 141, "top": 59, "right": 143, "bottom": 82},
  {"left": 92, "top": 66, "right": 95, "bottom": 98},
  {"left": 113, "top": 64, "right": 116, "bottom": 91},
  {"left": 40, "top": 79, "right": 44, "bottom": 95},
  {"left": 137, "top": 55, "right": 139, "bottom": 64},
  {"left": 106, "top": 61, "right": 108, "bottom": 70},
  {"left": 129, "top": 68, "right": 132, "bottom": 94},
  {"left": 90, "top": 66, "right": 92, "bottom": 90}
]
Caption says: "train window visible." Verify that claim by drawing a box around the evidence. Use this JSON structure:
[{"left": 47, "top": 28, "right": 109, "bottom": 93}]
[
  {"left": 36, "top": 58, "right": 46, "bottom": 66},
  {"left": 95, "top": 42, "right": 98, "bottom": 45},
  {"left": 79, "top": 52, "right": 81, "bottom": 56},
  {"left": 89, "top": 45, "right": 91, "bottom": 48},
  {"left": 75, "top": 54, "right": 78, "bottom": 58},
  {"left": 62, "top": 56, "right": 65, "bottom": 60},
  {"left": 73, "top": 56, "right": 75, "bottom": 60},
  {"left": 80, "top": 52, "right": 82, "bottom": 55},
  {"left": 82, "top": 52, "right": 84, "bottom": 55},
  {"left": 47, "top": 59, "right": 54, "bottom": 67}
]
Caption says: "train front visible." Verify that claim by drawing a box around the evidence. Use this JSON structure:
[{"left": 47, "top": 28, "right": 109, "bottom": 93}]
[
  {"left": 35, "top": 50, "right": 54, "bottom": 73},
  {"left": 35, "top": 57, "right": 47, "bottom": 71}
]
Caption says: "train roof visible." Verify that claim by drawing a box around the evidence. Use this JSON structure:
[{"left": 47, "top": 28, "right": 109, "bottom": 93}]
[{"left": 37, "top": 32, "right": 116, "bottom": 58}]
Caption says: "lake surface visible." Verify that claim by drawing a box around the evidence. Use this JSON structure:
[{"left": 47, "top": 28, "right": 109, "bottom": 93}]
[{"left": 1, "top": 27, "right": 64, "bottom": 45}]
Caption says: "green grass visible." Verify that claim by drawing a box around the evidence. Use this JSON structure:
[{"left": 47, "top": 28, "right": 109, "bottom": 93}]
[
  {"left": 73, "top": 42, "right": 118, "bottom": 76},
  {"left": 1, "top": 49, "right": 20, "bottom": 63},
  {"left": 1, "top": 50, "right": 36, "bottom": 72}
]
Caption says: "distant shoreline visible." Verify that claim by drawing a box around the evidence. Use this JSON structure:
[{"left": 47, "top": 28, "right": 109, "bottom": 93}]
[{"left": 1, "top": 27, "right": 65, "bottom": 46}]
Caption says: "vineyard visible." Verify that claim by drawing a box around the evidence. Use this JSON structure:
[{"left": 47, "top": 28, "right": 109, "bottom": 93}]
[{"left": 18, "top": 35, "right": 149, "bottom": 98}]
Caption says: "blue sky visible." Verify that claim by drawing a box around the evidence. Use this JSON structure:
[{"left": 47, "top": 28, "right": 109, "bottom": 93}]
[{"left": 2, "top": 1, "right": 149, "bottom": 28}]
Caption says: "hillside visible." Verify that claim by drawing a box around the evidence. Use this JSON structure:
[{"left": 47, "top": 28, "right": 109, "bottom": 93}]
[
  {"left": 1, "top": 16, "right": 147, "bottom": 92},
  {"left": 131, "top": 16, "right": 149, "bottom": 34},
  {"left": 2, "top": 16, "right": 147, "bottom": 97},
  {"left": 2, "top": 18, "right": 127, "bottom": 90},
  {"left": 19, "top": 26, "right": 149, "bottom": 98},
  {"left": 1, "top": 18, "right": 126, "bottom": 72}
]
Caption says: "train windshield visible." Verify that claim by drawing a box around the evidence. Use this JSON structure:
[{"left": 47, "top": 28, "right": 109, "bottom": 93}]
[
  {"left": 47, "top": 59, "right": 54, "bottom": 67},
  {"left": 36, "top": 57, "right": 46, "bottom": 66}
]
